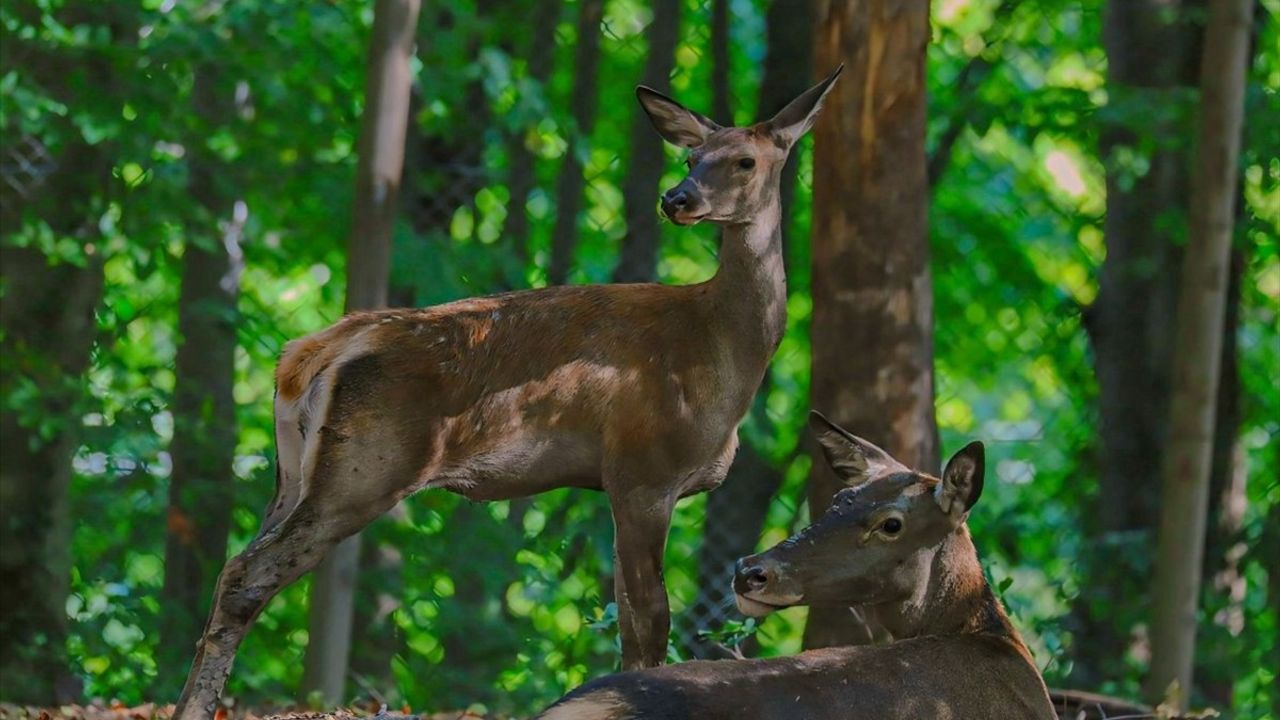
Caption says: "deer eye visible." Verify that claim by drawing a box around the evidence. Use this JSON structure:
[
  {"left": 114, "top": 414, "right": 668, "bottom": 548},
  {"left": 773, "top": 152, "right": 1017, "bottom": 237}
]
[
  {"left": 879, "top": 518, "right": 903, "bottom": 536},
  {"left": 737, "top": 157, "right": 756, "bottom": 170},
  {"left": 685, "top": 156, "right": 696, "bottom": 169}
]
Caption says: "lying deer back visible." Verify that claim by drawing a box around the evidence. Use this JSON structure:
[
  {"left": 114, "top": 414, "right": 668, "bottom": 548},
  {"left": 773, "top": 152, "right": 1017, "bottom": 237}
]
[{"left": 538, "top": 413, "right": 1054, "bottom": 719}]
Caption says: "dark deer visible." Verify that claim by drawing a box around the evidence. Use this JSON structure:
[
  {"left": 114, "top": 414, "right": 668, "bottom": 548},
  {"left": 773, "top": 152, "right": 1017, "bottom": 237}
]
[
  {"left": 172, "top": 69, "right": 844, "bottom": 719},
  {"left": 537, "top": 412, "right": 1055, "bottom": 719}
]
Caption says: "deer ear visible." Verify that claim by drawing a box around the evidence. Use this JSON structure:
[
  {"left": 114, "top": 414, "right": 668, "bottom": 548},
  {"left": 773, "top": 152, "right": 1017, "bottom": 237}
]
[
  {"left": 764, "top": 64, "right": 843, "bottom": 149},
  {"left": 636, "top": 86, "right": 722, "bottom": 148},
  {"left": 935, "top": 441, "right": 985, "bottom": 522},
  {"left": 809, "top": 411, "right": 907, "bottom": 486}
]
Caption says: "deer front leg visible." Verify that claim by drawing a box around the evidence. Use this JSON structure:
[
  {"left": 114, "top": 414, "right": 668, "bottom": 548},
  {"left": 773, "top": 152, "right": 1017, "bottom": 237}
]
[{"left": 608, "top": 487, "right": 676, "bottom": 670}]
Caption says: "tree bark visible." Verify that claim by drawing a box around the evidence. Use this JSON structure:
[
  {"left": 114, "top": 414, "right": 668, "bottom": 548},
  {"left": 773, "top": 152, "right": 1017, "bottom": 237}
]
[
  {"left": 710, "top": 0, "right": 731, "bottom": 125},
  {"left": 499, "top": 0, "right": 562, "bottom": 284},
  {"left": 548, "top": 0, "right": 604, "bottom": 285},
  {"left": 0, "top": 1, "right": 125, "bottom": 702},
  {"left": 804, "top": 0, "right": 938, "bottom": 650},
  {"left": 686, "top": 0, "right": 812, "bottom": 657},
  {"left": 613, "top": 0, "right": 681, "bottom": 284},
  {"left": 1073, "top": 0, "right": 1204, "bottom": 684},
  {"left": 1146, "top": 0, "right": 1253, "bottom": 705},
  {"left": 302, "top": 0, "right": 421, "bottom": 704},
  {"left": 156, "top": 66, "right": 243, "bottom": 692}
]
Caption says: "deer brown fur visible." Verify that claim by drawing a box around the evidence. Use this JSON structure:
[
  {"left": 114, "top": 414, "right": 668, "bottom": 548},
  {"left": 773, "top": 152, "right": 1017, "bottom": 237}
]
[
  {"left": 537, "top": 413, "right": 1055, "bottom": 720},
  {"left": 172, "top": 69, "right": 844, "bottom": 720}
]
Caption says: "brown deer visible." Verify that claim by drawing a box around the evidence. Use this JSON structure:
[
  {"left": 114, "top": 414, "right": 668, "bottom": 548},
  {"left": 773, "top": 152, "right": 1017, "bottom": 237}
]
[
  {"left": 537, "top": 412, "right": 1055, "bottom": 719},
  {"left": 172, "top": 69, "right": 844, "bottom": 719}
]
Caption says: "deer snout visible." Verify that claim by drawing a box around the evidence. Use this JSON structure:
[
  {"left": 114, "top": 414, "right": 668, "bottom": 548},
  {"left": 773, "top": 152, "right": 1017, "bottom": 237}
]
[
  {"left": 735, "top": 558, "right": 771, "bottom": 593},
  {"left": 660, "top": 182, "right": 704, "bottom": 223}
]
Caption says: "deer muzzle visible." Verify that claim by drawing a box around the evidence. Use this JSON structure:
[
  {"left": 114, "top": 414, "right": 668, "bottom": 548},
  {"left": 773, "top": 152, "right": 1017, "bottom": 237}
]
[{"left": 733, "top": 555, "right": 804, "bottom": 617}]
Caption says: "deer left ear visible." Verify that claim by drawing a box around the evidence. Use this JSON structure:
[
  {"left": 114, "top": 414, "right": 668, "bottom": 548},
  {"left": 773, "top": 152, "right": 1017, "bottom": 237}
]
[{"left": 935, "top": 441, "right": 985, "bottom": 522}]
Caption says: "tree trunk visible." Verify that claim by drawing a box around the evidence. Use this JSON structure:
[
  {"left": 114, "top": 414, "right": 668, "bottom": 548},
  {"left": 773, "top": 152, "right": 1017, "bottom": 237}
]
[
  {"left": 1074, "top": 0, "right": 1197, "bottom": 684},
  {"left": 1146, "top": 0, "right": 1253, "bottom": 705},
  {"left": 548, "top": 0, "right": 604, "bottom": 285},
  {"left": 804, "top": 0, "right": 938, "bottom": 650},
  {"left": 302, "top": 0, "right": 421, "bottom": 704},
  {"left": 0, "top": 2, "right": 125, "bottom": 701},
  {"left": 612, "top": 0, "right": 681, "bottom": 284},
  {"left": 156, "top": 67, "right": 243, "bottom": 692},
  {"left": 709, "top": 0, "right": 731, "bottom": 125},
  {"left": 499, "top": 0, "right": 562, "bottom": 285},
  {"left": 686, "top": 0, "right": 812, "bottom": 657},
  {"left": 0, "top": 249, "right": 102, "bottom": 704}
]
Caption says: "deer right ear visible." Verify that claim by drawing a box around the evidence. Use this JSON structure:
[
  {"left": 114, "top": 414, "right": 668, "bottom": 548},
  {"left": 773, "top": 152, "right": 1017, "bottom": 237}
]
[
  {"left": 809, "top": 411, "right": 907, "bottom": 486},
  {"left": 636, "top": 86, "right": 722, "bottom": 148},
  {"left": 764, "top": 64, "right": 843, "bottom": 150}
]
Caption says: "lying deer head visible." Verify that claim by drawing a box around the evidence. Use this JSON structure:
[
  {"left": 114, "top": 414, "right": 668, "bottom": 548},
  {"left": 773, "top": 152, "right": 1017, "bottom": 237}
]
[
  {"left": 636, "top": 66, "right": 842, "bottom": 226},
  {"left": 734, "top": 411, "right": 985, "bottom": 616}
]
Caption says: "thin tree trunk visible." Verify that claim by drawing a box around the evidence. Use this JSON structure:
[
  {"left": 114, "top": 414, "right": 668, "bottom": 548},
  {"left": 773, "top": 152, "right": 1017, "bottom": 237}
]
[
  {"left": 804, "top": 0, "right": 938, "bottom": 650},
  {"left": 156, "top": 66, "right": 243, "bottom": 692},
  {"left": 709, "top": 0, "right": 731, "bottom": 125},
  {"left": 1073, "top": 0, "right": 1204, "bottom": 685},
  {"left": 548, "top": 0, "right": 604, "bottom": 285},
  {"left": 613, "top": 0, "right": 681, "bottom": 284},
  {"left": 302, "top": 0, "right": 421, "bottom": 704},
  {"left": 687, "top": 0, "right": 812, "bottom": 657},
  {"left": 1146, "top": 0, "right": 1253, "bottom": 705},
  {"left": 499, "top": 0, "right": 562, "bottom": 284}
]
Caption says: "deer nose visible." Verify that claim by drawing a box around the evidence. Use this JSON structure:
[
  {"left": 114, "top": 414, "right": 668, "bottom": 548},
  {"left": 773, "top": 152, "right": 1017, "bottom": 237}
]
[
  {"left": 665, "top": 189, "right": 689, "bottom": 208},
  {"left": 734, "top": 558, "right": 771, "bottom": 592}
]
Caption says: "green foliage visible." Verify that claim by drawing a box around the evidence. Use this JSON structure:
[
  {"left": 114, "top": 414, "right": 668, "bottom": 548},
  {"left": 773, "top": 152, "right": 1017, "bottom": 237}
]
[{"left": 2, "top": 0, "right": 1277, "bottom": 717}]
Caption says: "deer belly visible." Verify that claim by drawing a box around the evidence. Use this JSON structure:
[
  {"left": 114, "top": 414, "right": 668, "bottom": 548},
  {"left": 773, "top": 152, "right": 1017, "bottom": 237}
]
[{"left": 426, "top": 427, "right": 603, "bottom": 501}]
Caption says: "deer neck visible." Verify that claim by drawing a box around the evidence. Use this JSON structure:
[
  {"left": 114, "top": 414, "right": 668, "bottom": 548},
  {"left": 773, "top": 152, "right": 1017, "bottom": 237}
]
[
  {"left": 867, "top": 526, "right": 1020, "bottom": 645},
  {"left": 707, "top": 200, "right": 787, "bottom": 361}
]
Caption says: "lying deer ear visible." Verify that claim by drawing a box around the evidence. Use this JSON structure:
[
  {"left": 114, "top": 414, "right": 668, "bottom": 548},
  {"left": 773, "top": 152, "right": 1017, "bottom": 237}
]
[
  {"left": 636, "top": 86, "right": 722, "bottom": 148},
  {"left": 764, "top": 64, "right": 843, "bottom": 149},
  {"left": 936, "top": 441, "right": 985, "bottom": 521},
  {"left": 808, "top": 411, "right": 907, "bottom": 486}
]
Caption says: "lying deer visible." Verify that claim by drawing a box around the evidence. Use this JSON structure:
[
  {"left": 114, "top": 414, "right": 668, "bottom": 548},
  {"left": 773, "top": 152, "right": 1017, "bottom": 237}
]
[
  {"left": 538, "top": 412, "right": 1055, "bottom": 719},
  {"left": 172, "top": 69, "right": 845, "bottom": 719}
]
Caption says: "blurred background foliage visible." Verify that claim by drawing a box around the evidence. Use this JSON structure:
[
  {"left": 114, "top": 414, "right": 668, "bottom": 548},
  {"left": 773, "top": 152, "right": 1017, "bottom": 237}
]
[{"left": 0, "top": 0, "right": 1277, "bottom": 717}]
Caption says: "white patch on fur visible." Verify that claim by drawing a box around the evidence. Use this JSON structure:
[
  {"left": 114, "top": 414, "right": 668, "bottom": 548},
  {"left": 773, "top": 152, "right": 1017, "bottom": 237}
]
[{"left": 539, "top": 690, "right": 632, "bottom": 720}]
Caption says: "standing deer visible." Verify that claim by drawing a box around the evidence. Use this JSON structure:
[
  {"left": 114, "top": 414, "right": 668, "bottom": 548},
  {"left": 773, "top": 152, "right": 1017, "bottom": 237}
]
[
  {"left": 172, "top": 68, "right": 844, "bottom": 719},
  {"left": 537, "top": 412, "right": 1056, "bottom": 719}
]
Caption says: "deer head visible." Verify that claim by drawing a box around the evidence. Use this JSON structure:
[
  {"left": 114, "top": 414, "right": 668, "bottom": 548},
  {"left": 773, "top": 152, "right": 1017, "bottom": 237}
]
[
  {"left": 734, "top": 411, "right": 985, "bottom": 617},
  {"left": 635, "top": 66, "right": 842, "bottom": 226}
]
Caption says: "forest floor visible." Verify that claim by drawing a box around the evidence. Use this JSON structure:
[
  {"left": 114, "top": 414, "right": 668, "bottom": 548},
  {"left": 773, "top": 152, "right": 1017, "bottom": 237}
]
[{"left": 0, "top": 704, "right": 504, "bottom": 720}]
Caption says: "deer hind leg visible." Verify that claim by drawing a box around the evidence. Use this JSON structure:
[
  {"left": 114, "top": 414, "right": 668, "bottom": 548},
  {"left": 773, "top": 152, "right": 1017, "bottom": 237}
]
[
  {"left": 174, "top": 396, "right": 426, "bottom": 718},
  {"left": 607, "top": 482, "right": 676, "bottom": 670}
]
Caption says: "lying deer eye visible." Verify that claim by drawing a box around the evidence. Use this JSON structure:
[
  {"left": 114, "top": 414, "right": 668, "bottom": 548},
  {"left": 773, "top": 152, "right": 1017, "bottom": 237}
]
[
  {"left": 737, "top": 157, "right": 756, "bottom": 170},
  {"left": 880, "top": 518, "right": 903, "bottom": 535}
]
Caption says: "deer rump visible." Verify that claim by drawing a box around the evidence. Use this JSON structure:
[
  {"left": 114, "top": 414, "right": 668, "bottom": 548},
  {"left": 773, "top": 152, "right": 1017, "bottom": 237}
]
[{"left": 540, "top": 634, "right": 1051, "bottom": 720}]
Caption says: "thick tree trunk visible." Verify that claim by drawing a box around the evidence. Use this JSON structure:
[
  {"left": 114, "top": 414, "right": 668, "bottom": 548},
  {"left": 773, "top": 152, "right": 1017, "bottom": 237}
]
[
  {"left": 499, "top": 0, "right": 562, "bottom": 284},
  {"left": 613, "top": 0, "right": 681, "bottom": 283},
  {"left": 548, "top": 0, "right": 604, "bottom": 285},
  {"left": 804, "top": 0, "right": 938, "bottom": 650},
  {"left": 1074, "top": 0, "right": 1202, "bottom": 684},
  {"left": 686, "top": 0, "right": 812, "bottom": 657},
  {"left": 156, "top": 67, "right": 243, "bottom": 691},
  {"left": 0, "top": 249, "right": 102, "bottom": 704},
  {"left": 0, "top": 2, "right": 125, "bottom": 701},
  {"left": 1146, "top": 0, "right": 1253, "bottom": 705},
  {"left": 302, "top": 0, "right": 421, "bottom": 704}
]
